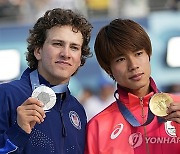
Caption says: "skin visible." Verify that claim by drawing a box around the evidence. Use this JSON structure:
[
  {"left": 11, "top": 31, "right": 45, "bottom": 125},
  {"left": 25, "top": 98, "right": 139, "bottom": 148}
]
[
  {"left": 110, "top": 49, "right": 151, "bottom": 98},
  {"left": 166, "top": 103, "right": 180, "bottom": 123},
  {"left": 17, "top": 26, "right": 83, "bottom": 133},
  {"left": 110, "top": 49, "right": 180, "bottom": 124},
  {"left": 35, "top": 26, "right": 82, "bottom": 85},
  {"left": 17, "top": 98, "right": 45, "bottom": 134}
]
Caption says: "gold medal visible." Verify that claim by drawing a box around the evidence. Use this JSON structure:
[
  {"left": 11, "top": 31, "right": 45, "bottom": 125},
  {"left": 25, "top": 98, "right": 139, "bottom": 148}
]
[{"left": 149, "top": 93, "right": 173, "bottom": 117}]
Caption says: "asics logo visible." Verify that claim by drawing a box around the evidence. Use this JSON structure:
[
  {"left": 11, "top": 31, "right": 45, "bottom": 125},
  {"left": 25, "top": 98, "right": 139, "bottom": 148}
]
[{"left": 110, "top": 123, "right": 124, "bottom": 139}]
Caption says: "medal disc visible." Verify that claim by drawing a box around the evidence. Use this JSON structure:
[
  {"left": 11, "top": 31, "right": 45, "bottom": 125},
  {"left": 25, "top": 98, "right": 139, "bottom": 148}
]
[
  {"left": 31, "top": 85, "right": 56, "bottom": 110},
  {"left": 149, "top": 93, "right": 173, "bottom": 117}
]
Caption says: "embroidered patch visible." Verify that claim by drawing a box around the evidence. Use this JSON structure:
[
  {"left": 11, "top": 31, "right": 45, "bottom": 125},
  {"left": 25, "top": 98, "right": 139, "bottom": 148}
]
[
  {"left": 165, "top": 121, "right": 176, "bottom": 137},
  {"left": 110, "top": 123, "right": 124, "bottom": 139},
  {"left": 69, "top": 111, "right": 81, "bottom": 130}
]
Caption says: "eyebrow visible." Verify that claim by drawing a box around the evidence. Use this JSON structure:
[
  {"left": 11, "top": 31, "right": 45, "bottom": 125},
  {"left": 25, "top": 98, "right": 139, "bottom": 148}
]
[
  {"left": 71, "top": 43, "right": 82, "bottom": 47},
  {"left": 51, "top": 39, "right": 82, "bottom": 47}
]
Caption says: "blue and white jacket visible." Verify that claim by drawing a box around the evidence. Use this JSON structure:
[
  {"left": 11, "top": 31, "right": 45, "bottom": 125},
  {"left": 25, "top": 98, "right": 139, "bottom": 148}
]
[{"left": 0, "top": 68, "right": 87, "bottom": 154}]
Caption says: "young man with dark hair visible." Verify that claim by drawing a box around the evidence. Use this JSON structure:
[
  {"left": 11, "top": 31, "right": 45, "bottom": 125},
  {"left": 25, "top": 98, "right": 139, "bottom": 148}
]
[{"left": 85, "top": 18, "right": 180, "bottom": 154}]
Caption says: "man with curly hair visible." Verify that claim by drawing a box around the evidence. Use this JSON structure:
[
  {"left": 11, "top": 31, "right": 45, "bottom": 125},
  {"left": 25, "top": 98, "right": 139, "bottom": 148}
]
[{"left": 0, "top": 8, "right": 92, "bottom": 153}]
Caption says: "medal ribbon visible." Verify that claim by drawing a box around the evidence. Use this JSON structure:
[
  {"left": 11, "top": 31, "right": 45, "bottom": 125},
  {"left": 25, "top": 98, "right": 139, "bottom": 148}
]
[
  {"left": 30, "top": 70, "right": 68, "bottom": 136},
  {"left": 30, "top": 69, "right": 68, "bottom": 93},
  {"left": 114, "top": 90, "right": 165, "bottom": 127}
]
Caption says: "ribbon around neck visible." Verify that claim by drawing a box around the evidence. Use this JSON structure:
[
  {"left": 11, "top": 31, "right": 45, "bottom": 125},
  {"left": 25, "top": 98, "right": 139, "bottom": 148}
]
[
  {"left": 30, "top": 69, "right": 68, "bottom": 93},
  {"left": 114, "top": 90, "right": 166, "bottom": 127}
]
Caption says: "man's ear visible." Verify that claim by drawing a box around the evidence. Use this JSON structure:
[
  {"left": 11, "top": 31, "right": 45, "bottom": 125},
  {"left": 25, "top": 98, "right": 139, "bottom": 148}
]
[{"left": 34, "top": 48, "right": 41, "bottom": 60}]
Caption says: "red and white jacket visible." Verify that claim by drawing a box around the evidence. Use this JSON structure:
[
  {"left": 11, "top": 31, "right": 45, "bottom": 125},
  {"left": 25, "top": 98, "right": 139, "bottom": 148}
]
[{"left": 85, "top": 78, "right": 180, "bottom": 154}]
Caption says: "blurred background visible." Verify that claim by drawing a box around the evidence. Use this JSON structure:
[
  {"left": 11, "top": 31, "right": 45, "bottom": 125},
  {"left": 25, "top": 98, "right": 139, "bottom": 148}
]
[{"left": 0, "top": 0, "right": 180, "bottom": 120}]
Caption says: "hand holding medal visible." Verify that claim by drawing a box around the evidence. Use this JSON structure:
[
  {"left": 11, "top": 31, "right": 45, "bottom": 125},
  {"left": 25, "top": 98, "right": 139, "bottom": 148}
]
[{"left": 149, "top": 93, "right": 180, "bottom": 137}]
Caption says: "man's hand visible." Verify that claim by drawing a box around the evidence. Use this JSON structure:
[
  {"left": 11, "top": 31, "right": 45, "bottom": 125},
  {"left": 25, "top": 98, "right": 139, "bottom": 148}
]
[
  {"left": 17, "top": 97, "right": 46, "bottom": 134},
  {"left": 165, "top": 102, "right": 180, "bottom": 123}
]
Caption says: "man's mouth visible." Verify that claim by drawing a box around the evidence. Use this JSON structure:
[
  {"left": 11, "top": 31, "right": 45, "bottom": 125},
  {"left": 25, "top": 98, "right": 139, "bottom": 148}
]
[{"left": 129, "top": 73, "right": 144, "bottom": 81}]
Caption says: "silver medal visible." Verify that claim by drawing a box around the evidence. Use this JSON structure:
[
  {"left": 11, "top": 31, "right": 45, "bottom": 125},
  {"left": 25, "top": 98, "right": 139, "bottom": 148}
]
[{"left": 31, "top": 85, "right": 56, "bottom": 111}]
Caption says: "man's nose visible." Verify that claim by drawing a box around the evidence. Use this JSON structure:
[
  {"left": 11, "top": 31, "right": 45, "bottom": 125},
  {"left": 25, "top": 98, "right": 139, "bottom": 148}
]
[
  {"left": 60, "top": 46, "right": 70, "bottom": 58},
  {"left": 128, "top": 57, "right": 139, "bottom": 71}
]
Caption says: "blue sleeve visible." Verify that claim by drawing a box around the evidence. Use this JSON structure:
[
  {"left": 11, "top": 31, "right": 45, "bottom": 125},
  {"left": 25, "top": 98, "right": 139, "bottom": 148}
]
[
  {"left": 0, "top": 84, "right": 30, "bottom": 153},
  {"left": 0, "top": 139, "right": 17, "bottom": 154}
]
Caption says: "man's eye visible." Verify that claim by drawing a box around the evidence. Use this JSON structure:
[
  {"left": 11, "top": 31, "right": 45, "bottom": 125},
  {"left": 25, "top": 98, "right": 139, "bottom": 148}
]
[
  {"left": 136, "top": 51, "right": 143, "bottom": 56},
  {"left": 116, "top": 57, "right": 125, "bottom": 62},
  {"left": 53, "top": 42, "right": 62, "bottom": 46},
  {"left": 71, "top": 46, "right": 79, "bottom": 51}
]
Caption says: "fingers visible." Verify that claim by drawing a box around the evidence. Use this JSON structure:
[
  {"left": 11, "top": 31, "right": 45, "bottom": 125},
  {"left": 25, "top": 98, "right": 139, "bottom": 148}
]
[
  {"left": 167, "top": 102, "right": 180, "bottom": 114},
  {"left": 165, "top": 111, "right": 180, "bottom": 121},
  {"left": 21, "top": 97, "right": 44, "bottom": 107},
  {"left": 166, "top": 118, "right": 180, "bottom": 124},
  {"left": 17, "top": 97, "right": 46, "bottom": 133},
  {"left": 17, "top": 98, "right": 46, "bottom": 120},
  {"left": 18, "top": 109, "right": 45, "bottom": 123},
  {"left": 165, "top": 102, "right": 180, "bottom": 123}
]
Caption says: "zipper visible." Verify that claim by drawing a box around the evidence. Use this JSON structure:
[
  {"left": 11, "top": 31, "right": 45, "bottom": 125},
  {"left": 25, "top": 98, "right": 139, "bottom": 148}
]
[
  {"left": 59, "top": 94, "right": 67, "bottom": 137},
  {"left": 57, "top": 93, "right": 67, "bottom": 153},
  {"left": 140, "top": 97, "right": 145, "bottom": 119},
  {"left": 140, "top": 97, "right": 150, "bottom": 154},
  {"left": 60, "top": 108, "right": 67, "bottom": 137}
]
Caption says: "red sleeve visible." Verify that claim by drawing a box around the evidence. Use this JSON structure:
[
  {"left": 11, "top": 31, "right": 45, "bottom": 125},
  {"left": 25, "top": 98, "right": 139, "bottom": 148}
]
[{"left": 85, "top": 120, "right": 98, "bottom": 154}]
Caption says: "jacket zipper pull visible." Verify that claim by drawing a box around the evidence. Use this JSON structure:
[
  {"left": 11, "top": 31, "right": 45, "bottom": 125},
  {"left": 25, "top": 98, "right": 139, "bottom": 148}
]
[
  {"left": 58, "top": 95, "right": 67, "bottom": 137},
  {"left": 140, "top": 97, "right": 150, "bottom": 154},
  {"left": 140, "top": 97, "right": 145, "bottom": 119},
  {"left": 60, "top": 109, "right": 67, "bottom": 137}
]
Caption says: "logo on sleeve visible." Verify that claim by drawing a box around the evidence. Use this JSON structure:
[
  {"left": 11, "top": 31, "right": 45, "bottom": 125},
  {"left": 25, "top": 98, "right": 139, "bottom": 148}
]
[
  {"left": 110, "top": 123, "right": 124, "bottom": 139},
  {"left": 69, "top": 111, "right": 81, "bottom": 130}
]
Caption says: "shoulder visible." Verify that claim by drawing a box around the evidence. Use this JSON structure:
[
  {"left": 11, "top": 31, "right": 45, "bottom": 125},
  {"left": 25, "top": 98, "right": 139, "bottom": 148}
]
[
  {"left": 0, "top": 80, "right": 19, "bottom": 94},
  {"left": 0, "top": 78, "right": 30, "bottom": 94},
  {"left": 87, "top": 102, "right": 118, "bottom": 126},
  {"left": 67, "top": 91, "right": 83, "bottom": 107},
  {"left": 66, "top": 92, "right": 86, "bottom": 114},
  {"left": 0, "top": 81, "right": 22, "bottom": 109},
  {"left": 0, "top": 77, "right": 31, "bottom": 106}
]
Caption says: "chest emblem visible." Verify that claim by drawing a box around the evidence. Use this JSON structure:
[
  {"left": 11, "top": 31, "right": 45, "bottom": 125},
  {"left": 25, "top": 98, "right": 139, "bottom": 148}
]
[
  {"left": 69, "top": 111, "right": 81, "bottom": 130},
  {"left": 165, "top": 121, "right": 176, "bottom": 137},
  {"left": 110, "top": 123, "right": 124, "bottom": 139},
  {"left": 129, "top": 132, "right": 143, "bottom": 148}
]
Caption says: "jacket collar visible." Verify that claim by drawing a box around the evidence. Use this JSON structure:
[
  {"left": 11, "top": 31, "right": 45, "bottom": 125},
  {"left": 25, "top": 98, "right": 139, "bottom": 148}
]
[
  {"left": 21, "top": 68, "right": 70, "bottom": 98},
  {"left": 117, "top": 77, "right": 159, "bottom": 108},
  {"left": 22, "top": 68, "right": 61, "bottom": 87}
]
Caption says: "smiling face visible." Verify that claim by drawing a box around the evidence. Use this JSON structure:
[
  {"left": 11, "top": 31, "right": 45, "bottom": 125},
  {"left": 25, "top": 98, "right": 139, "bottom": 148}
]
[
  {"left": 110, "top": 49, "right": 151, "bottom": 96},
  {"left": 34, "top": 26, "right": 83, "bottom": 85}
]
